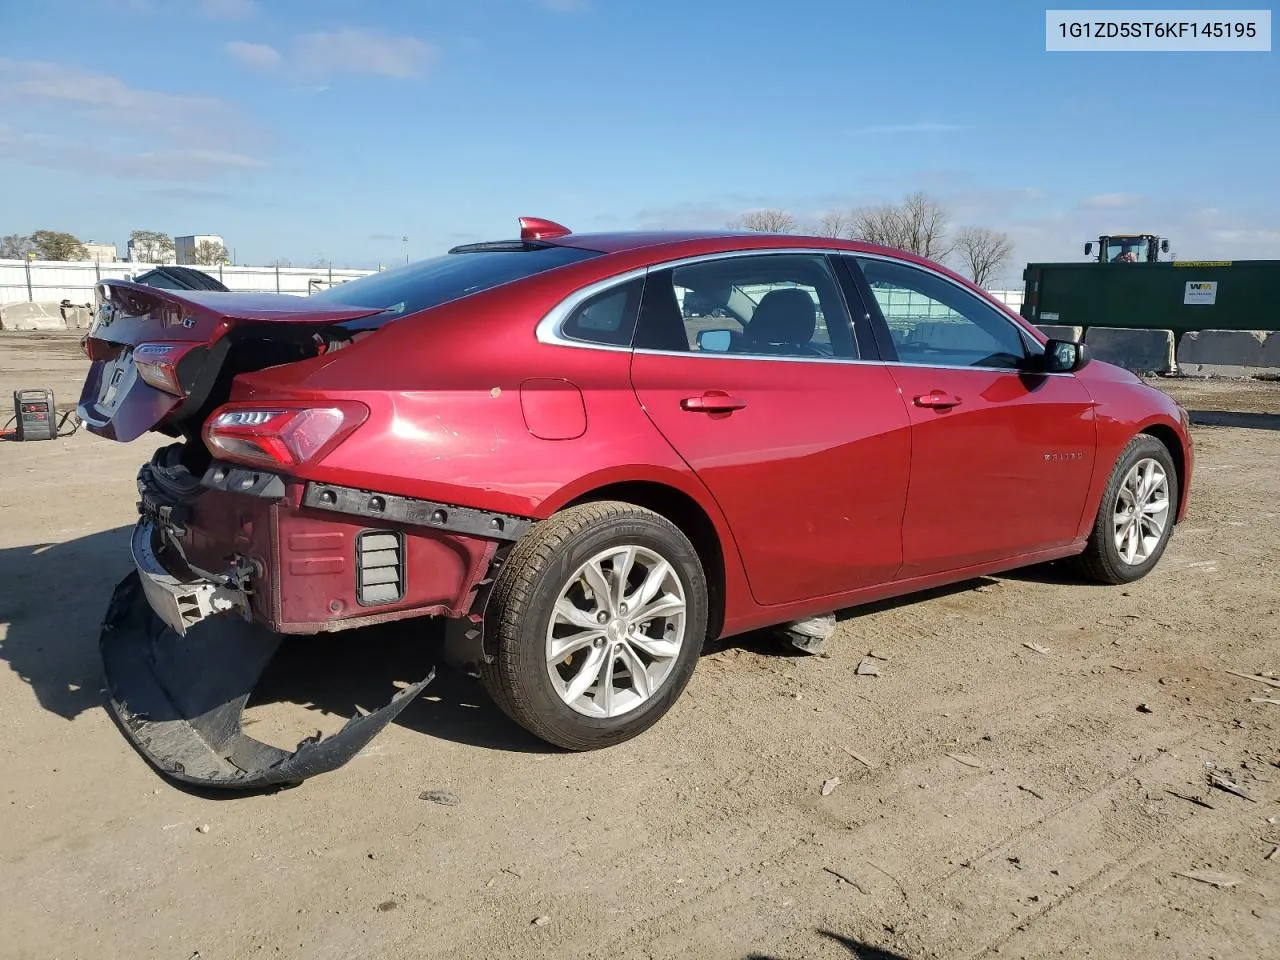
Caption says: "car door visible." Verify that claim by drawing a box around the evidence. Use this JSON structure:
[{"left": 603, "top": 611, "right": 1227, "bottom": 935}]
[
  {"left": 629, "top": 251, "right": 912, "bottom": 606},
  {"left": 847, "top": 255, "right": 1097, "bottom": 577}
]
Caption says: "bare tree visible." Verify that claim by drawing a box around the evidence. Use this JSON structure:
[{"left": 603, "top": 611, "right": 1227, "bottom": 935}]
[
  {"left": 898, "top": 192, "right": 951, "bottom": 260},
  {"left": 849, "top": 192, "right": 952, "bottom": 260},
  {"left": 849, "top": 203, "right": 909, "bottom": 249},
  {"left": 130, "top": 229, "right": 175, "bottom": 263},
  {"left": 0, "top": 234, "right": 33, "bottom": 259},
  {"left": 815, "top": 212, "right": 852, "bottom": 239},
  {"left": 730, "top": 209, "right": 799, "bottom": 233},
  {"left": 952, "top": 226, "right": 1014, "bottom": 288},
  {"left": 30, "top": 230, "right": 88, "bottom": 261},
  {"left": 191, "top": 240, "right": 229, "bottom": 265}
]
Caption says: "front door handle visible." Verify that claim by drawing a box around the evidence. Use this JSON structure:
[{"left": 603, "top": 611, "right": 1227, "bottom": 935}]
[
  {"left": 681, "top": 393, "right": 748, "bottom": 413},
  {"left": 913, "top": 391, "right": 962, "bottom": 409}
]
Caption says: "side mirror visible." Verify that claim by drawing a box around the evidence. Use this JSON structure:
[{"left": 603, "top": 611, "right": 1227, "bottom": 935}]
[
  {"left": 1083, "top": 241, "right": 1094, "bottom": 256},
  {"left": 1160, "top": 239, "right": 1170, "bottom": 253},
  {"left": 696, "top": 328, "right": 733, "bottom": 353},
  {"left": 1043, "top": 338, "right": 1090, "bottom": 373}
]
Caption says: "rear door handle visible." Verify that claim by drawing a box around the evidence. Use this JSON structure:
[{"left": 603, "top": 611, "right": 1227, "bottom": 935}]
[
  {"left": 681, "top": 393, "right": 748, "bottom": 413},
  {"left": 913, "top": 392, "right": 962, "bottom": 409}
]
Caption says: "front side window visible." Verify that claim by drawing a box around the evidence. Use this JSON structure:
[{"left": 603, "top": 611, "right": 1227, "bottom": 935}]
[
  {"left": 854, "top": 257, "right": 1028, "bottom": 369},
  {"left": 634, "top": 253, "right": 857, "bottom": 359}
]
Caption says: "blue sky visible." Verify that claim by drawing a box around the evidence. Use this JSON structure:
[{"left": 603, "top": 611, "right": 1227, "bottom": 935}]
[{"left": 0, "top": 0, "right": 1276, "bottom": 280}]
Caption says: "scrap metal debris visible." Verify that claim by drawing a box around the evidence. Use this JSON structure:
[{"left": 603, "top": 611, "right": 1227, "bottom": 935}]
[
  {"left": 1166, "top": 790, "right": 1215, "bottom": 810},
  {"left": 419, "top": 790, "right": 461, "bottom": 806},
  {"left": 855, "top": 658, "right": 881, "bottom": 677},
  {"left": 1225, "top": 670, "right": 1280, "bottom": 690},
  {"left": 532, "top": 916, "right": 551, "bottom": 927},
  {"left": 1265, "top": 846, "right": 1279, "bottom": 862},
  {"left": 1208, "top": 773, "right": 1257, "bottom": 803},
  {"left": 1018, "top": 785, "right": 1045, "bottom": 800},
  {"left": 821, "top": 777, "right": 842, "bottom": 796},
  {"left": 1022, "top": 642, "right": 1050, "bottom": 655},
  {"left": 1174, "top": 870, "right": 1241, "bottom": 889},
  {"left": 1247, "top": 697, "right": 1280, "bottom": 705},
  {"left": 946, "top": 752, "right": 985, "bottom": 769}
]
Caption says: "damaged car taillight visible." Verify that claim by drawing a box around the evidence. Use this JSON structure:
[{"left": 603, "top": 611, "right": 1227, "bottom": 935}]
[
  {"left": 133, "top": 343, "right": 190, "bottom": 395},
  {"left": 204, "top": 402, "right": 368, "bottom": 469}
]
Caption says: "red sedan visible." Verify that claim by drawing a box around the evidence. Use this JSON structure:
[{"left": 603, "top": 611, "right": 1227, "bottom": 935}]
[{"left": 79, "top": 218, "right": 1192, "bottom": 786}]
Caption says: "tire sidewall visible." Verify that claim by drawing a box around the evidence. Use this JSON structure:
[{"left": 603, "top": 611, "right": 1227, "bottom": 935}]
[
  {"left": 506, "top": 515, "right": 708, "bottom": 744},
  {"left": 1098, "top": 437, "right": 1179, "bottom": 580}
]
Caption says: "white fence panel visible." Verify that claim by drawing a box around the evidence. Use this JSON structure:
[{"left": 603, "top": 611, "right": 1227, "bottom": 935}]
[{"left": 0, "top": 259, "right": 377, "bottom": 306}]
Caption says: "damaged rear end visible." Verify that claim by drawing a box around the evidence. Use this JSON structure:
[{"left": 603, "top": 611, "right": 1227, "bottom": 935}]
[{"left": 80, "top": 282, "right": 512, "bottom": 788}]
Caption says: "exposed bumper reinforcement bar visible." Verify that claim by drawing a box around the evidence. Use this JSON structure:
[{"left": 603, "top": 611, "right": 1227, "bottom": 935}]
[{"left": 100, "top": 572, "right": 433, "bottom": 789}]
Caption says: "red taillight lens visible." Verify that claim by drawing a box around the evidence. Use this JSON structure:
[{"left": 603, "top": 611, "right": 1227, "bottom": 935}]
[
  {"left": 204, "top": 402, "right": 368, "bottom": 470},
  {"left": 134, "top": 341, "right": 197, "bottom": 395}
]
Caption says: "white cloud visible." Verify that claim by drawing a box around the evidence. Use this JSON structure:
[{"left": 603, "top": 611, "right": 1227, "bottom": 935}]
[
  {"left": 296, "top": 28, "right": 438, "bottom": 79},
  {"left": 0, "top": 126, "right": 263, "bottom": 180},
  {"left": 225, "top": 40, "right": 282, "bottom": 69},
  {"left": 0, "top": 59, "right": 266, "bottom": 182}
]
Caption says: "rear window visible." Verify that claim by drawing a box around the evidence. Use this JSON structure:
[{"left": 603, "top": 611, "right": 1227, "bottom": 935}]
[{"left": 311, "top": 244, "right": 601, "bottom": 317}]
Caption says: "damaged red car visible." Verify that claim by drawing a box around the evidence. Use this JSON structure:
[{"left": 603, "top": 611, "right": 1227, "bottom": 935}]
[{"left": 79, "top": 218, "right": 1193, "bottom": 788}]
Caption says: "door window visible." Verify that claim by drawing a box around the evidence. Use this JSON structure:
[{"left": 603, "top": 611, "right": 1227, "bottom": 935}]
[
  {"left": 635, "top": 254, "right": 858, "bottom": 359},
  {"left": 854, "top": 257, "right": 1029, "bottom": 369}
]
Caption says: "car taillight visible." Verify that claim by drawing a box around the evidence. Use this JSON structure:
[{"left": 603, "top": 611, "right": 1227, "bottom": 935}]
[
  {"left": 204, "top": 402, "right": 368, "bottom": 470},
  {"left": 134, "top": 341, "right": 197, "bottom": 395}
]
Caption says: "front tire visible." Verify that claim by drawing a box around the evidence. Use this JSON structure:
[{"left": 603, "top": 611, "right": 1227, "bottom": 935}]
[
  {"left": 480, "top": 502, "right": 708, "bottom": 750},
  {"left": 1073, "top": 435, "right": 1178, "bottom": 585}
]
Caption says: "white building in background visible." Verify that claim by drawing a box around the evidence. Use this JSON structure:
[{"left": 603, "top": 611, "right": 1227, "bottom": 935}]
[
  {"left": 82, "top": 241, "right": 118, "bottom": 263},
  {"left": 175, "top": 234, "right": 227, "bottom": 264}
]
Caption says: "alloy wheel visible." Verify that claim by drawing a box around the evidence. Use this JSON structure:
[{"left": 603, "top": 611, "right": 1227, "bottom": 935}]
[{"left": 545, "top": 545, "right": 687, "bottom": 718}]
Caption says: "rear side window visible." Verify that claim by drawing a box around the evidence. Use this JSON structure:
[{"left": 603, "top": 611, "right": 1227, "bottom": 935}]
[
  {"left": 560, "top": 278, "right": 643, "bottom": 346},
  {"left": 311, "top": 244, "right": 601, "bottom": 317}
]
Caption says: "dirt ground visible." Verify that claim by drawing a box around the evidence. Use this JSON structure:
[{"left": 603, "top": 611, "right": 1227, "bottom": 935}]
[{"left": 1, "top": 331, "right": 1277, "bottom": 960}]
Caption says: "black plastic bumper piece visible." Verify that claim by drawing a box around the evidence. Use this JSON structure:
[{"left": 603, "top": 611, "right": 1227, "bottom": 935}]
[{"left": 100, "top": 572, "right": 433, "bottom": 789}]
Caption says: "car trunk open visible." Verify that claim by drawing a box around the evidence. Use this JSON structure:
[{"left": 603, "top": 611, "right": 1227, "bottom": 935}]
[{"left": 78, "top": 281, "right": 389, "bottom": 446}]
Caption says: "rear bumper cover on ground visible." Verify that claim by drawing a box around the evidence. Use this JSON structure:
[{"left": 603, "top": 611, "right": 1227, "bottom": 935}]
[{"left": 100, "top": 568, "right": 433, "bottom": 789}]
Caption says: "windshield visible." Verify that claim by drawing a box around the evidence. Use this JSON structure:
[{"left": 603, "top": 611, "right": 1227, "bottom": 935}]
[
  {"left": 1104, "top": 238, "right": 1149, "bottom": 263},
  {"left": 312, "top": 244, "right": 602, "bottom": 316}
]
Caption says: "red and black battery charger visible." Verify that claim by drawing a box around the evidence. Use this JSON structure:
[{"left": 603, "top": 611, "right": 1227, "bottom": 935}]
[{"left": 13, "top": 388, "right": 58, "bottom": 441}]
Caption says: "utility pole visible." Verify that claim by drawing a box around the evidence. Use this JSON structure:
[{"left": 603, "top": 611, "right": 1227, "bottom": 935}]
[{"left": 402, "top": 235, "right": 409, "bottom": 264}]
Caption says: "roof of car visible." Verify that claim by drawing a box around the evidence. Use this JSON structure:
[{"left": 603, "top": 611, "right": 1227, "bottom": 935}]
[{"left": 550, "top": 229, "right": 901, "bottom": 259}]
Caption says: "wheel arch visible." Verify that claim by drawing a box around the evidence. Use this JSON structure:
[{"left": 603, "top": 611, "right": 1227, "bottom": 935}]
[
  {"left": 1139, "top": 421, "right": 1188, "bottom": 522},
  {"left": 562, "top": 480, "right": 728, "bottom": 643}
]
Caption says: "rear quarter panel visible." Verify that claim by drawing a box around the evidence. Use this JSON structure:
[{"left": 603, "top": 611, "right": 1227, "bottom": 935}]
[{"left": 231, "top": 275, "right": 756, "bottom": 631}]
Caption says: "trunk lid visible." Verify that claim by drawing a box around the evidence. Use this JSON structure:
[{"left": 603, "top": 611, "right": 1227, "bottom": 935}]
[{"left": 78, "top": 281, "right": 386, "bottom": 442}]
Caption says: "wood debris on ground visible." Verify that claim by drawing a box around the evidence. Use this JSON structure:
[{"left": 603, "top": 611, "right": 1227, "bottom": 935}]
[{"left": 1174, "top": 870, "right": 1241, "bottom": 889}]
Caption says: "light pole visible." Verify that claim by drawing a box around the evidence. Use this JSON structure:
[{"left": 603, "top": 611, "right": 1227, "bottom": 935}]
[{"left": 402, "top": 235, "right": 408, "bottom": 264}]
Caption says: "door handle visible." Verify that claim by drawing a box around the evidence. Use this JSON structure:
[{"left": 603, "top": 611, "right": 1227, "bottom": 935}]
[
  {"left": 681, "top": 393, "right": 748, "bottom": 413},
  {"left": 913, "top": 392, "right": 962, "bottom": 409}
]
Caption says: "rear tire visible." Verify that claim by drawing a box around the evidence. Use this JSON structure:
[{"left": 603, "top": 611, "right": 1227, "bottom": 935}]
[
  {"left": 1072, "top": 435, "right": 1178, "bottom": 585},
  {"left": 480, "top": 502, "right": 708, "bottom": 750}
]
